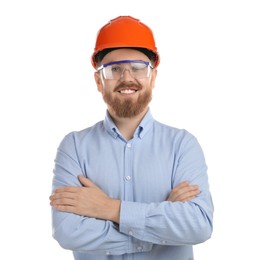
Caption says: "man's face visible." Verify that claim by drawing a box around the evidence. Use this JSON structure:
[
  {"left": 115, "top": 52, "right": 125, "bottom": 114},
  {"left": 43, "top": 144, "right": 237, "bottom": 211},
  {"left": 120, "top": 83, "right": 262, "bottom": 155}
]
[{"left": 94, "top": 49, "right": 157, "bottom": 118}]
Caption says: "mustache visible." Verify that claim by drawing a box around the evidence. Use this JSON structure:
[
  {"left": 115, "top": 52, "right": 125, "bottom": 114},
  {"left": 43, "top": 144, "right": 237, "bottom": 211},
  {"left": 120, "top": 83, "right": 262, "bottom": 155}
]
[{"left": 114, "top": 82, "right": 142, "bottom": 92}]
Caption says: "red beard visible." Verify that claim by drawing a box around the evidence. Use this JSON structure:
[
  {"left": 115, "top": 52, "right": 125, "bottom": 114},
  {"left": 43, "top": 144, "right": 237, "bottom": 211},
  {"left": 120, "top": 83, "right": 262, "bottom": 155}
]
[{"left": 102, "top": 82, "right": 152, "bottom": 118}]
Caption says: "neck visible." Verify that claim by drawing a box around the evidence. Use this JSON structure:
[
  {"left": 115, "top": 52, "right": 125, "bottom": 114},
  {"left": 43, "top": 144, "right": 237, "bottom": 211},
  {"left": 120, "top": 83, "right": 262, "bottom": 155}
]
[{"left": 108, "top": 107, "right": 149, "bottom": 141}]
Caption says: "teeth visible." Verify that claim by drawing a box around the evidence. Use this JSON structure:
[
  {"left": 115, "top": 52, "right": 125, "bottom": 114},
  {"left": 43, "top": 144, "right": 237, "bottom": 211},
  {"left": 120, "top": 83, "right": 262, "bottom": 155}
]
[{"left": 120, "top": 89, "right": 135, "bottom": 94}]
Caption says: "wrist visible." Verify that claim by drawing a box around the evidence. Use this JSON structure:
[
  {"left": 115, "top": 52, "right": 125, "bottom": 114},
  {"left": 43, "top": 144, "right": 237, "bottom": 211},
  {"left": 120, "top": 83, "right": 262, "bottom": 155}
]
[{"left": 105, "top": 199, "right": 121, "bottom": 224}]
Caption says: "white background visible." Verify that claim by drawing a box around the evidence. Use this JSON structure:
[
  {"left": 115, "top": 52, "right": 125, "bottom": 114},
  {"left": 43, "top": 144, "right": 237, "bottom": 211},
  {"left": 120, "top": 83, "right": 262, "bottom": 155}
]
[{"left": 0, "top": 0, "right": 261, "bottom": 259}]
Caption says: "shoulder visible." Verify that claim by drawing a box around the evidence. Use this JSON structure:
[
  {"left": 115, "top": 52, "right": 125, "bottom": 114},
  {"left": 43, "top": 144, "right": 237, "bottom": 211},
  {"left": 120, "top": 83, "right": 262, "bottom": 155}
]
[
  {"left": 151, "top": 120, "right": 203, "bottom": 155},
  {"left": 153, "top": 120, "right": 195, "bottom": 140},
  {"left": 59, "top": 120, "right": 104, "bottom": 146}
]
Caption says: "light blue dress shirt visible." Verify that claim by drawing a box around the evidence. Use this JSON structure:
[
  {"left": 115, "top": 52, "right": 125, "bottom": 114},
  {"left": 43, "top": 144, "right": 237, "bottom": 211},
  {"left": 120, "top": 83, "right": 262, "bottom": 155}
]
[{"left": 51, "top": 109, "right": 213, "bottom": 260}]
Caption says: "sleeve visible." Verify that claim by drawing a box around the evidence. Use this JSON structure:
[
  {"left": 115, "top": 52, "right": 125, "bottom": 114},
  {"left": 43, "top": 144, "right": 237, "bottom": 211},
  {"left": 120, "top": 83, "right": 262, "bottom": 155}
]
[
  {"left": 51, "top": 133, "right": 153, "bottom": 255},
  {"left": 119, "top": 134, "right": 214, "bottom": 246}
]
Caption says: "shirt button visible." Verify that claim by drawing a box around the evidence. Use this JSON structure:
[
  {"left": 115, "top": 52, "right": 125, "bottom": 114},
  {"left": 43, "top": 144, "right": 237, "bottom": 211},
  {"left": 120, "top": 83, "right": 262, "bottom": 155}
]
[
  {"left": 127, "top": 143, "right": 132, "bottom": 148},
  {"left": 106, "top": 251, "right": 111, "bottom": 255},
  {"left": 128, "top": 230, "right": 133, "bottom": 236},
  {"left": 125, "top": 176, "right": 131, "bottom": 181},
  {"left": 161, "top": 240, "right": 167, "bottom": 244},
  {"left": 137, "top": 246, "right": 143, "bottom": 251}
]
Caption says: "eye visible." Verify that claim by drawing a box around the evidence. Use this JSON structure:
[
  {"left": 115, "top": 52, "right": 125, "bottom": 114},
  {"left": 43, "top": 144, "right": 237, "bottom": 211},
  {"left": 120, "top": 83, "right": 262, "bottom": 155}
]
[
  {"left": 111, "top": 66, "right": 121, "bottom": 73},
  {"left": 131, "top": 64, "right": 146, "bottom": 72},
  {"left": 131, "top": 66, "right": 140, "bottom": 72}
]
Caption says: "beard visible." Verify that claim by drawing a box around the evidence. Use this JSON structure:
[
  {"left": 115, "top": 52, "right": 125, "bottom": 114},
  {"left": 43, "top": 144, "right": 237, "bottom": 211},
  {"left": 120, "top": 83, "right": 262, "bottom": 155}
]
[{"left": 102, "top": 82, "right": 152, "bottom": 118}]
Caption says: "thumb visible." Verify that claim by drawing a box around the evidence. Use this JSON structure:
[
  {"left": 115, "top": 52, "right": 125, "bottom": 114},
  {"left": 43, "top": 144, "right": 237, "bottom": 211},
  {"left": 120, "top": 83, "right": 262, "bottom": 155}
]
[{"left": 78, "top": 175, "right": 97, "bottom": 188}]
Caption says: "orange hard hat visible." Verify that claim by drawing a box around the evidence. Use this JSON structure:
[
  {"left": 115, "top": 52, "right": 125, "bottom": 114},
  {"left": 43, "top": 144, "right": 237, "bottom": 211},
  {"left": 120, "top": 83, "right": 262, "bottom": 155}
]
[{"left": 91, "top": 16, "right": 160, "bottom": 68}]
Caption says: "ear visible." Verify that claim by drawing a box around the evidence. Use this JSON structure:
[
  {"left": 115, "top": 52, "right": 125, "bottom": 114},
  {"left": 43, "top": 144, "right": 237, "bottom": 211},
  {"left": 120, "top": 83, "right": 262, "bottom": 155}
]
[{"left": 94, "top": 72, "right": 103, "bottom": 92}]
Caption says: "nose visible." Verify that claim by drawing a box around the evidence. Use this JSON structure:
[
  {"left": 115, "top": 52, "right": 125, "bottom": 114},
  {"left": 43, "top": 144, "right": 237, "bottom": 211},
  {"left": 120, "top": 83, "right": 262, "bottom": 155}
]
[{"left": 120, "top": 69, "right": 134, "bottom": 81}]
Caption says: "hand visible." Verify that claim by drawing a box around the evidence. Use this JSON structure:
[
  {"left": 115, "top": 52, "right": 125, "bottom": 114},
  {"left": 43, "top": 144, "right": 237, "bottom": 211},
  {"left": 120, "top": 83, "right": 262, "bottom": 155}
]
[
  {"left": 49, "top": 176, "right": 120, "bottom": 223},
  {"left": 167, "top": 181, "right": 200, "bottom": 202}
]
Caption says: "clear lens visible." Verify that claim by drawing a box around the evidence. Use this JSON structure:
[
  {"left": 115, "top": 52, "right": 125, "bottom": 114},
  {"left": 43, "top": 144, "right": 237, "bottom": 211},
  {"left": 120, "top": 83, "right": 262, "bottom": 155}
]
[{"left": 98, "top": 60, "right": 152, "bottom": 80}]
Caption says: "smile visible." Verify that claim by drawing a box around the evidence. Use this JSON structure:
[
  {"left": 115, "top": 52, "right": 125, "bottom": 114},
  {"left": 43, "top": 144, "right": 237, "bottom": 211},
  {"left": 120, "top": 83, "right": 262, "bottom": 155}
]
[{"left": 119, "top": 89, "right": 137, "bottom": 94}]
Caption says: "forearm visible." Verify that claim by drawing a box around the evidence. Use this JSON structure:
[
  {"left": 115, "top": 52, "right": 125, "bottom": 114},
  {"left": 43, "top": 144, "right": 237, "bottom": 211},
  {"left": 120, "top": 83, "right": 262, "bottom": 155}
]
[
  {"left": 51, "top": 136, "right": 151, "bottom": 255},
  {"left": 119, "top": 194, "right": 213, "bottom": 246},
  {"left": 102, "top": 199, "right": 121, "bottom": 224},
  {"left": 52, "top": 208, "right": 153, "bottom": 255},
  {"left": 51, "top": 179, "right": 151, "bottom": 255}
]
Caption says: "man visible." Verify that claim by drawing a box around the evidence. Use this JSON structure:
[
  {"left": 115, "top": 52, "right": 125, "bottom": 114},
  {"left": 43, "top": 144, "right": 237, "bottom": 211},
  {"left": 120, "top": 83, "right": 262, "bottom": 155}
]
[{"left": 50, "top": 16, "right": 213, "bottom": 259}]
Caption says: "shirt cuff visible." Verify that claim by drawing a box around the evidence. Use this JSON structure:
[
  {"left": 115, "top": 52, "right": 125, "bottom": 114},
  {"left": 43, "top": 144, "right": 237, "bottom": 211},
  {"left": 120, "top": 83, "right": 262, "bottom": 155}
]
[{"left": 119, "top": 201, "right": 147, "bottom": 239}]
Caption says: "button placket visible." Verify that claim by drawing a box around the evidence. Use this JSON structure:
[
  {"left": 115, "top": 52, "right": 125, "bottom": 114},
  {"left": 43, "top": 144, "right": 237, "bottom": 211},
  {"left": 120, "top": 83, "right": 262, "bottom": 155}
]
[{"left": 123, "top": 141, "right": 134, "bottom": 200}]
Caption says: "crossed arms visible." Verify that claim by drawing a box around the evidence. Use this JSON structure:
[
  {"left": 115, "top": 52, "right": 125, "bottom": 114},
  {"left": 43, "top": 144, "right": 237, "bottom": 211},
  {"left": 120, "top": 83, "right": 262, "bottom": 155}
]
[
  {"left": 50, "top": 176, "right": 200, "bottom": 223},
  {"left": 50, "top": 133, "right": 213, "bottom": 254}
]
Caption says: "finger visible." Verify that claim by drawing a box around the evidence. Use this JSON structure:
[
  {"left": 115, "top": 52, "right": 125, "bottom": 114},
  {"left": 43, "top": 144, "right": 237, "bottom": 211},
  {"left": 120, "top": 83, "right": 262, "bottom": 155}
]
[
  {"left": 51, "top": 197, "right": 76, "bottom": 207},
  {"left": 176, "top": 185, "right": 199, "bottom": 195},
  {"left": 52, "top": 204, "right": 77, "bottom": 214},
  {"left": 53, "top": 186, "right": 79, "bottom": 194},
  {"left": 167, "top": 185, "right": 200, "bottom": 202},
  {"left": 176, "top": 189, "right": 201, "bottom": 201},
  {"left": 166, "top": 182, "right": 190, "bottom": 201},
  {"left": 50, "top": 191, "right": 77, "bottom": 203},
  {"left": 78, "top": 175, "right": 97, "bottom": 188},
  {"left": 172, "top": 181, "right": 189, "bottom": 193}
]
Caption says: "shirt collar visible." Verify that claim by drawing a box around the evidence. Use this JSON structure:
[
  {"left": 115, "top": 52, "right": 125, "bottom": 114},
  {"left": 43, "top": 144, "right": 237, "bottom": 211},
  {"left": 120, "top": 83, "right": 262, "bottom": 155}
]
[
  {"left": 136, "top": 108, "right": 154, "bottom": 139},
  {"left": 104, "top": 110, "right": 119, "bottom": 138},
  {"left": 103, "top": 109, "right": 154, "bottom": 139}
]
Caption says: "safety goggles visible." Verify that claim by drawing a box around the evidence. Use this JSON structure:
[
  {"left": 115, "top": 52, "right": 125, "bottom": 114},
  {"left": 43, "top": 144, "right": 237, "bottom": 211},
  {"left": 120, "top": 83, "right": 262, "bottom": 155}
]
[{"left": 97, "top": 60, "right": 153, "bottom": 80}]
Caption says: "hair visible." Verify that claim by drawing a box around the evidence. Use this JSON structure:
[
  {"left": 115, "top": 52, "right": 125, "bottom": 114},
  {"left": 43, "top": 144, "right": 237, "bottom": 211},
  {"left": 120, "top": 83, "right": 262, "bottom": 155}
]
[{"left": 95, "top": 47, "right": 156, "bottom": 67}]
